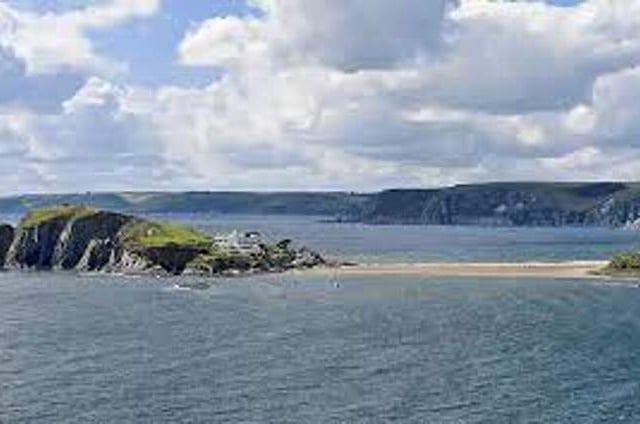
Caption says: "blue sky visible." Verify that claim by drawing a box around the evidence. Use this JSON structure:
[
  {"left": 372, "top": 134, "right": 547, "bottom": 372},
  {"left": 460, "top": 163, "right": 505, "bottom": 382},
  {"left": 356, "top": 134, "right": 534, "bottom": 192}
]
[
  {"left": 1, "top": 0, "right": 640, "bottom": 194},
  {"left": 89, "top": 0, "right": 256, "bottom": 87},
  {"left": 8, "top": 0, "right": 583, "bottom": 88},
  {"left": 5, "top": 0, "right": 259, "bottom": 87}
]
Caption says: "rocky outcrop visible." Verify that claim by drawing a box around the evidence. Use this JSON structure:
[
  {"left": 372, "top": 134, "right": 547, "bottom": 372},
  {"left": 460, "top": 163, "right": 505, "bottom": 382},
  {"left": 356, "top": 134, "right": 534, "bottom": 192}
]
[
  {"left": 7, "top": 211, "right": 135, "bottom": 271},
  {"left": 183, "top": 243, "right": 326, "bottom": 276},
  {"left": 136, "top": 245, "right": 208, "bottom": 275},
  {"left": 7, "top": 215, "right": 69, "bottom": 269},
  {"left": 3, "top": 205, "right": 326, "bottom": 277},
  {"left": 0, "top": 224, "right": 14, "bottom": 268},
  {"left": 53, "top": 211, "right": 134, "bottom": 270}
]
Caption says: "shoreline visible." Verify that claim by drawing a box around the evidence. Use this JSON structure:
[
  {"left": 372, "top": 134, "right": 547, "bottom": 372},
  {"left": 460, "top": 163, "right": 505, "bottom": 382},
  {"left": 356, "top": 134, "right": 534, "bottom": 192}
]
[{"left": 303, "top": 261, "right": 614, "bottom": 280}]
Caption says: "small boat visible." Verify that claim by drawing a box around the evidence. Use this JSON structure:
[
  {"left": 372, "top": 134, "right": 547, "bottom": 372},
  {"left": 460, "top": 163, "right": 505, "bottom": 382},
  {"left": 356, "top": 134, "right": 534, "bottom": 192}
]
[
  {"left": 175, "top": 280, "right": 211, "bottom": 290},
  {"left": 331, "top": 267, "right": 341, "bottom": 289}
]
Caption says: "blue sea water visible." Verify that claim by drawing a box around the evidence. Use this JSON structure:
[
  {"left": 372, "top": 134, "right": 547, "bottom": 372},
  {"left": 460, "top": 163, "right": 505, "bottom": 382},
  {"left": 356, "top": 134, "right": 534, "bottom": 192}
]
[
  {"left": 1, "top": 215, "right": 640, "bottom": 423},
  {"left": 143, "top": 213, "right": 640, "bottom": 264}
]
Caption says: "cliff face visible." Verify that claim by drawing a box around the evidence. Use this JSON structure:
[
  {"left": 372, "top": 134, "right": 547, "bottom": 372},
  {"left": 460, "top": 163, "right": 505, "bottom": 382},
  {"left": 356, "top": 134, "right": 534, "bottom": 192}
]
[
  {"left": 0, "top": 224, "right": 14, "bottom": 267},
  {"left": 3, "top": 205, "right": 325, "bottom": 276},
  {"left": 352, "top": 183, "right": 640, "bottom": 227},
  {"left": 7, "top": 211, "right": 135, "bottom": 271},
  {"left": 54, "top": 211, "right": 134, "bottom": 270}
]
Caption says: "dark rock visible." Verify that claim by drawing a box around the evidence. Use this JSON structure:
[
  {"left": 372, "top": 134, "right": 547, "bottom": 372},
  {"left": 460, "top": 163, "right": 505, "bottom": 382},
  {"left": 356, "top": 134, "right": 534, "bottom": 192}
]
[
  {"left": 76, "top": 239, "right": 117, "bottom": 271},
  {"left": 7, "top": 216, "right": 70, "bottom": 269},
  {"left": 53, "top": 211, "right": 133, "bottom": 270},
  {"left": 292, "top": 247, "right": 326, "bottom": 268},
  {"left": 137, "top": 244, "right": 208, "bottom": 275},
  {"left": 0, "top": 224, "right": 14, "bottom": 267}
]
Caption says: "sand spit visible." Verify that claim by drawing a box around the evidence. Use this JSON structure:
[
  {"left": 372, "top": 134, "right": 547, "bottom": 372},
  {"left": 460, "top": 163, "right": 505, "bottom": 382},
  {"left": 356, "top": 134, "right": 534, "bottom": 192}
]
[{"left": 305, "top": 261, "right": 613, "bottom": 280}]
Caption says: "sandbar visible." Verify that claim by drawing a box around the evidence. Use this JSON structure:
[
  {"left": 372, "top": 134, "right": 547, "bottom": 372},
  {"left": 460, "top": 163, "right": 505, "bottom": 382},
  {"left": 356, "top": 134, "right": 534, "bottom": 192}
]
[{"left": 304, "top": 261, "right": 613, "bottom": 280}]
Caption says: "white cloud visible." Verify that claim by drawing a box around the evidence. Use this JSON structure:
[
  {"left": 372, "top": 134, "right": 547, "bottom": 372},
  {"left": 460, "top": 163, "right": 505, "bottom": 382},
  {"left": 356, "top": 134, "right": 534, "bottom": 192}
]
[
  {"left": 6, "top": 0, "right": 640, "bottom": 193},
  {"left": 179, "top": 16, "right": 268, "bottom": 68},
  {"left": 424, "top": 0, "right": 640, "bottom": 113},
  {"left": 168, "top": 0, "right": 640, "bottom": 189},
  {"left": 579, "top": 66, "right": 640, "bottom": 143},
  {"left": 0, "top": 76, "right": 170, "bottom": 193},
  {"left": 180, "top": 0, "right": 450, "bottom": 71},
  {"left": 0, "top": 0, "right": 160, "bottom": 74}
]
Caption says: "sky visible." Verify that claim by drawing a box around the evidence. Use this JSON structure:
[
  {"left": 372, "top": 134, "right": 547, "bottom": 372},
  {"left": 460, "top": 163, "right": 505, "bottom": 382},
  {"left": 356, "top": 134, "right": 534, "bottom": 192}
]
[{"left": 2, "top": 0, "right": 640, "bottom": 194}]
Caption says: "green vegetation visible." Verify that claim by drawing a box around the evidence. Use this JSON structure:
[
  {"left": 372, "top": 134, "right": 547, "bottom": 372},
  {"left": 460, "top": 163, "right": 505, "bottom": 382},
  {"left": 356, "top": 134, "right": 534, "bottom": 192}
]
[
  {"left": 186, "top": 248, "right": 230, "bottom": 268},
  {"left": 20, "top": 205, "right": 96, "bottom": 228},
  {"left": 0, "top": 191, "right": 370, "bottom": 216},
  {"left": 606, "top": 252, "right": 640, "bottom": 272},
  {"left": 20, "top": 204, "right": 215, "bottom": 249},
  {"left": 121, "top": 220, "right": 212, "bottom": 249}
]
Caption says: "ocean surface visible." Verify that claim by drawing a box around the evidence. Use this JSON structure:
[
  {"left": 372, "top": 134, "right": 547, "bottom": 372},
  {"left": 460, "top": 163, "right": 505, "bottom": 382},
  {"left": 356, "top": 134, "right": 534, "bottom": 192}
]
[{"left": 2, "top": 215, "right": 640, "bottom": 423}]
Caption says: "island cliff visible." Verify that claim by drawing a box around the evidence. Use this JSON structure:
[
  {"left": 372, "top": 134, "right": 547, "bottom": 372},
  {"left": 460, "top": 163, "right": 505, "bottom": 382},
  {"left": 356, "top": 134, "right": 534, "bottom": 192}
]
[
  {"left": 0, "top": 224, "right": 13, "bottom": 266},
  {"left": 0, "top": 205, "right": 325, "bottom": 276}
]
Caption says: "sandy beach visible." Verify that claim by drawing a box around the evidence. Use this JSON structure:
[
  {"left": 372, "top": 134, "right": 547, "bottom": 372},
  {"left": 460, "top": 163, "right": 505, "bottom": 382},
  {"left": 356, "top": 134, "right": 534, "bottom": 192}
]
[{"left": 306, "top": 261, "right": 612, "bottom": 280}]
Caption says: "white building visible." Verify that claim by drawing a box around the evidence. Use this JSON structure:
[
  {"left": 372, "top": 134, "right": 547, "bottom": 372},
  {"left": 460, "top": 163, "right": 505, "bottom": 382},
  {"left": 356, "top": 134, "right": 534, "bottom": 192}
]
[{"left": 213, "top": 230, "right": 264, "bottom": 255}]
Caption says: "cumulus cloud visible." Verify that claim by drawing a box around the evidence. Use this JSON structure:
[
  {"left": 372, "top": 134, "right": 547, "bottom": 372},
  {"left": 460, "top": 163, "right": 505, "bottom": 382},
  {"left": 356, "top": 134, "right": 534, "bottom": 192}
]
[
  {"left": 0, "top": 76, "right": 169, "bottom": 193},
  {"left": 0, "top": 0, "right": 160, "bottom": 74},
  {"left": 179, "top": 16, "right": 268, "bottom": 69},
  {"left": 5, "top": 0, "right": 640, "bottom": 193},
  {"left": 167, "top": 0, "right": 640, "bottom": 189},
  {"left": 181, "top": 0, "right": 450, "bottom": 71},
  {"left": 425, "top": 0, "right": 640, "bottom": 113},
  {"left": 576, "top": 66, "right": 640, "bottom": 144}
]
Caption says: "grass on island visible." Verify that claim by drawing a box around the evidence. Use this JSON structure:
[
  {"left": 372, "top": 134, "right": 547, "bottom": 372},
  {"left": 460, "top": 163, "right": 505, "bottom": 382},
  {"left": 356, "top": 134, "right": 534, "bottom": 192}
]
[
  {"left": 121, "top": 220, "right": 212, "bottom": 249},
  {"left": 20, "top": 205, "right": 97, "bottom": 228},
  {"left": 20, "top": 204, "right": 213, "bottom": 250},
  {"left": 186, "top": 248, "right": 231, "bottom": 267},
  {"left": 605, "top": 252, "right": 640, "bottom": 273}
]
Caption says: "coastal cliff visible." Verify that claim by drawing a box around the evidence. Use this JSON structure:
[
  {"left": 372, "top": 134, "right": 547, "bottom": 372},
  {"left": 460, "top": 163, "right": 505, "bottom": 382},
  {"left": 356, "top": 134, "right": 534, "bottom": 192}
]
[
  {"left": 0, "top": 205, "right": 325, "bottom": 276},
  {"left": 0, "top": 224, "right": 14, "bottom": 267},
  {"left": 349, "top": 183, "right": 640, "bottom": 227}
]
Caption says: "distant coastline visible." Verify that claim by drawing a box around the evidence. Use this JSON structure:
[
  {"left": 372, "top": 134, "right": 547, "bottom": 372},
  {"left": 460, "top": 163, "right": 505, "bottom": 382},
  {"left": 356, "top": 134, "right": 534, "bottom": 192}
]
[{"left": 3, "top": 182, "right": 640, "bottom": 228}]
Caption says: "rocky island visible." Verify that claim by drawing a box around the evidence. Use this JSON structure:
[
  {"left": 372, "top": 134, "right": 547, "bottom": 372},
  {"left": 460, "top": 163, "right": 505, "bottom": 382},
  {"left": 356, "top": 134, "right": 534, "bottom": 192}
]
[{"left": 0, "top": 205, "right": 326, "bottom": 277}]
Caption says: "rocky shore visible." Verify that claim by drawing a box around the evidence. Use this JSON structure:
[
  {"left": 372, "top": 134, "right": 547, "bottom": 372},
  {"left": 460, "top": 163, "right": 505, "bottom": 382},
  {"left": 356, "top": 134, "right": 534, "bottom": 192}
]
[{"left": 0, "top": 205, "right": 326, "bottom": 277}]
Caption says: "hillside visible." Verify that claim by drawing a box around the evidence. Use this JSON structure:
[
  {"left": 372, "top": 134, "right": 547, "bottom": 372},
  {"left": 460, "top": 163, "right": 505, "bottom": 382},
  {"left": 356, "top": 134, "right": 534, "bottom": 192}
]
[
  {"left": 352, "top": 183, "right": 640, "bottom": 226},
  {"left": 3, "top": 183, "right": 640, "bottom": 227},
  {"left": 0, "top": 192, "right": 370, "bottom": 217}
]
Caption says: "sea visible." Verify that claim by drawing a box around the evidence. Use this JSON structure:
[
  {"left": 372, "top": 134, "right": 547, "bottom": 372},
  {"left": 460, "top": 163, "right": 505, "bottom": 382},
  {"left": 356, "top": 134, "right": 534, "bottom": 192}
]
[{"left": 1, "top": 214, "right": 640, "bottom": 423}]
